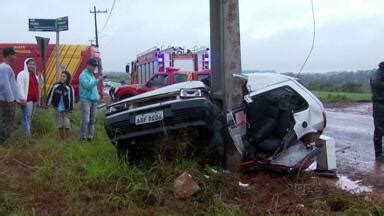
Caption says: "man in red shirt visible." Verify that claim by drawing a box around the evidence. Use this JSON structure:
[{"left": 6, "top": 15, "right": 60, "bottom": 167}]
[{"left": 17, "top": 58, "right": 42, "bottom": 138}]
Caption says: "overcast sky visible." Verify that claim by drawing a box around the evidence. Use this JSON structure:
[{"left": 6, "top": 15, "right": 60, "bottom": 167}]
[{"left": 1, "top": 0, "right": 384, "bottom": 73}]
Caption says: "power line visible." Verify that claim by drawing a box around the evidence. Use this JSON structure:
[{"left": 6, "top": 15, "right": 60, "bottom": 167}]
[
  {"left": 100, "top": 0, "right": 117, "bottom": 33},
  {"left": 298, "top": 0, "right": 316, "bottom": 76}
]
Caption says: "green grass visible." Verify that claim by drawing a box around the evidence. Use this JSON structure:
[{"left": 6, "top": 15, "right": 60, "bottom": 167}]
[
  {"left": 313, "top": 91, "right": 372, "bottom": 103},
  {"left": 0, "top": 108, "right": 242, "bottom": 215},
  {"left": 0, "top": 107, "right": 383, "bottom": 215}
]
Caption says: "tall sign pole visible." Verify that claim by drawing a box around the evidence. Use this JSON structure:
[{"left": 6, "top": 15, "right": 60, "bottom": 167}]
[
  {"left": 55, "top": 29, "right": 60, "bottom": 82},
  {"left": 210, "top": 0, "right": 243, "bottom": 171},
  {"left": 29, "top": 16, "right": 68, "bottom": 82},
  {"left": 90, "top": 6, "right": 107, "bottom": 47},
  {"left": 56, "top": 16, "right": 68, "bottom": 81}
]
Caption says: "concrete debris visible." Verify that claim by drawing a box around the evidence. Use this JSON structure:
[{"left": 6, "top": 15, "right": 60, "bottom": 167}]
[
  {"left": 238, "top": 181, "right": 249, "bottom": 188},
  {"left": 173, "top": 172, "right": 201, "bottom": 198}
]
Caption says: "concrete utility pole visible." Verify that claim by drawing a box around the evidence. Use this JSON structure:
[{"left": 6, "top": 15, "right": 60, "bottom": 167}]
[
  {"left": 90, "top": 6, "right": 107, "bottom": 47},
  {"left": 210, "top": 0, "right": 243, "bottom": 171},
  {"left": 89, "top": 39, "right": 96, "bottom": 46},
  {"left": 210, "top": 0, "right": 242, "bottom": 108}
]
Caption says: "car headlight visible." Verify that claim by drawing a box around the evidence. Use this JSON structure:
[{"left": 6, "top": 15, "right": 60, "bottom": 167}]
[
  {"left": 180, "top": 88, "right": 202, "bottom": 98},
  {"left": 107, "top": 106, "right": 117, "bottom": 114},
  {"left": 106, "top": 103, "right": 127, "bottom": 115}
]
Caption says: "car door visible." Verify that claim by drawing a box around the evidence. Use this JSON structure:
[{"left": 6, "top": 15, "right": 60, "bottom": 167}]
[
  {"left": 245, "top": 82, "right": 311, "bottom": 138},
  {"left": 289, "top": 83, "right": 324, "bottom": 139},
  {"left": 226, "top": 75, "right": 249, "bottom": 155}
]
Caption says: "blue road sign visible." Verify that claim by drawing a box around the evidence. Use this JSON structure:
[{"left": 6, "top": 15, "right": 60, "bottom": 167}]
[
  {"left": 29, "top": 19, "right": 56, "bottom": 32},
  {"left": 29, "top": 17, "right": 68, "bottom": 32},
  {"left": 56, "top": 16, "right": 68, "bottom": 31}
]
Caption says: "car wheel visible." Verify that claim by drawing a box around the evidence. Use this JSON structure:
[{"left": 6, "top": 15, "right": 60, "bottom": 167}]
[
  {"left": 116, "top": 140, "right": 149, "bottom": 163},
  {"left": 117, "top": 141, "right": 129, "bottom": 160},
  {"left": 194, "top": 126, "right": 225, "bottom": 167}
]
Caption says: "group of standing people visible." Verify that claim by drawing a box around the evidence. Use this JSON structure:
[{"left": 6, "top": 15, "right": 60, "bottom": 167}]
[
  {"left": 0, "top": 48, "right": 40, "bottom": 142},
  {"left": 0, "top": 46, "right": 102, "bottom": 144}
]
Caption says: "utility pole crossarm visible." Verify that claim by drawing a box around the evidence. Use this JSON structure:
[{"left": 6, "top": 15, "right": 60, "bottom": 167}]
[{"left": 90, "top": 6, "right": 107, "bottom": 47}]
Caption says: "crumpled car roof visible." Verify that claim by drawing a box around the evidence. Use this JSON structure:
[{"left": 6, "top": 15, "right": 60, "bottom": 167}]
[{"left": 243, "top": 73, "right": 297, "bottom": 92}]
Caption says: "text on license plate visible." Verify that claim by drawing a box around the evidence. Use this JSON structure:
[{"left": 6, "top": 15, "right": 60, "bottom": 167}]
[{"left": 135, "top": 111, "right": 164, "bottom": 125}]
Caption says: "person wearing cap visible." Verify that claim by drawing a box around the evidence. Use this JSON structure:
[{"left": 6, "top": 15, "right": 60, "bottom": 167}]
[
  {"left": 79, "top": 58, "right": 102, "bottom": 142},
  {"left": 370, "top": 61, "right": 384, "bottom": 162},
  {"left": 0, "top": 47, "right": 26, "bottom": 144}
]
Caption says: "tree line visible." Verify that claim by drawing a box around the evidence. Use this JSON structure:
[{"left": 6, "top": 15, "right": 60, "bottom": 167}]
[
  {"left": 287, "top": 70, "right": 374, "bottom": 93},
  {"left": 105, "top": 70, "right": 375, "bottom": 94},
  {"left": 244, "top": 70, "right": 374, "bottom": 94}
]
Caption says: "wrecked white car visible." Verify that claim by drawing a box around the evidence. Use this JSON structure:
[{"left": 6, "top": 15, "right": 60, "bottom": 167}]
[
  {"left": 227, "top": 73, "right": 326, "bottom": 172},
  {"left": 104, "top": 73, "right": 326, "bottom": 172}
]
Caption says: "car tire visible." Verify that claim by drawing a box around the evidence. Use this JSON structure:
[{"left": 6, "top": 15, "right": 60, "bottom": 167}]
[
  {"left": 194, "top": 126, "right": 225, "bottom": 167},
  {"left": 117, "top": 141, "right": 129, "bottom": 160},
  {"left": 116, "top": 140, "right": 148, "bottom": 163}
]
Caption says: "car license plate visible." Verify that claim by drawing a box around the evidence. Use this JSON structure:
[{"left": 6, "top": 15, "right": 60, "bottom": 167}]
[{"left": 135, "top": 111, "right": 164, "bottom": 125}]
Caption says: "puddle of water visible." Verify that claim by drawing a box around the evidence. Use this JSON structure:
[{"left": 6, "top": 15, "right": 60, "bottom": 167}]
[
  {"left": 326, "top": 103, "right": 372, "bottom": 115},
  {"left": 336, "top": 175, "right": 372, "bottom": 193},
  {"left": 307, "top": 162, "right": 373, "bottom": 193}
]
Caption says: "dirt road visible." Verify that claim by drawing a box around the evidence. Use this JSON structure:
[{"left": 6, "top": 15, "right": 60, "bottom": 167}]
[{"left": 323, "top": 102, "right": 384, "bottom": 192}]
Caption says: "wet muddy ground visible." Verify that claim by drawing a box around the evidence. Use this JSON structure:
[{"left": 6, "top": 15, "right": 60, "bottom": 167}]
[{"left": 323, "top": 102, "right": 384, "bottom": 193}]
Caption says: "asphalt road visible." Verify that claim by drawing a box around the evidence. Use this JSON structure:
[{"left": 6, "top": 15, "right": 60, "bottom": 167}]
[{"left": 323, "top": 103, "right": 384, "bottom": 192}]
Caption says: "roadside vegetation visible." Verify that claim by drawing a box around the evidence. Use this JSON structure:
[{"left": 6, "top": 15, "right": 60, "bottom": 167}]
[
  {"left": 313, "top": 91, "right": 371, "bottom": 103},
  {"left": 0, "top": 108, "right": 383, "bottom": 215},
  {"left": 104, "top": 72, "right": 130, "bottom": 84},
  {"left": 283, "top": 70, "right": 373, "bottom": 103},
  {"left": 309, "top": 82, "right": 371, "bottom": 103}
]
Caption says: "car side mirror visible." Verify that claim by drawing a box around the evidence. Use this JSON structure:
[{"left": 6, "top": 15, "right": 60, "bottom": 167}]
[{"left": 125, "top": 65, "right": 130, "bottom": 73}]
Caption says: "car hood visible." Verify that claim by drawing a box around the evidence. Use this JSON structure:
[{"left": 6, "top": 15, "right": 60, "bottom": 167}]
[
  {"left": 114, "top": 81, "right": 206, "bottom": 105},
  {"left": 118, "top": 84, "right": 144, "bottom": 90}
]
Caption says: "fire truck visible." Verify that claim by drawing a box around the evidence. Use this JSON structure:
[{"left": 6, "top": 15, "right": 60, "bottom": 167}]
[
  {"left": 0, "top": 43, "right": 104, "bottom": 98},
  {"left": 111, "top": 46, "right": 210, "bottom": 101},
  {"left": 129, "top": 46, "right": 210, "bottom": 85}
]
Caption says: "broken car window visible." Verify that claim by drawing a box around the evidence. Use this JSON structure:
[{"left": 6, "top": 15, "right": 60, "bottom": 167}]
[
  {"left": 174, "top": 74, "right": 188, "bottom": 83},
  {"left": 148, "top": 74, "right": 168, "bottom": 87}
]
